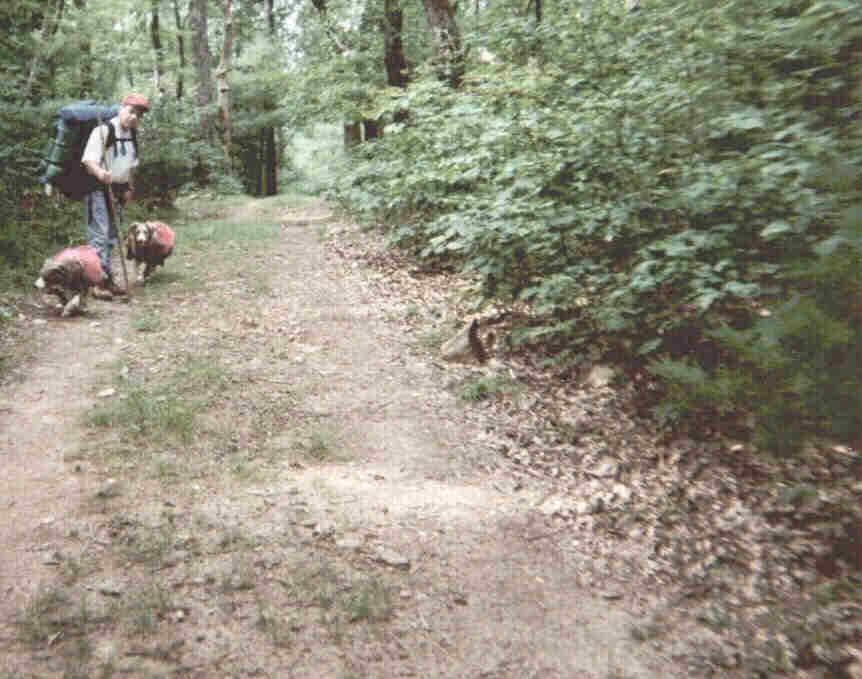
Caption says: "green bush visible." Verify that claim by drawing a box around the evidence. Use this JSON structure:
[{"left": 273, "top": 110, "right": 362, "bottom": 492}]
[
  {"left": 0, "top": 102, "right": 84, "bottom": 289},
  {"left": 652, "top": 204, "right": 862, "bottom": 452},
  {"left": 331, "top": 0, "right": 861, "bottom": 451}
]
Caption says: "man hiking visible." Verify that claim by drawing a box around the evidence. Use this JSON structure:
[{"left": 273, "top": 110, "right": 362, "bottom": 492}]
[{"left": 81, "top": 93, "right": 149, "bottom": 299}]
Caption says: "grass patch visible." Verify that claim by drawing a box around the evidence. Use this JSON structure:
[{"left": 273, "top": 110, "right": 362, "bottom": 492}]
[
  {"left": 88, "top": 387, "right": 196, "bottom": 443},
  {"left": 454, "top": 374, "right": 520, "bottom": 402},
  {"left": 59, "top": 636, "right": 95, "bottom": 679},
  {"left": 276, "top": 563, "right": 395, "bottom": 644},
  {"left": 344, "top": 579, "right": 393, "bottom": 624},
  {"left": 116, "top": 521, "right": 175, "bottom": 569},
  {"left": 405, "top": 303, "right": 421, "bottom": 321},
  {"left": 131, "top": 312, "right": 162, "bottom": 334},
  {"left": 152, "top": 453, "right": 180, "bottom": 481},
  {"left": 227, "top": 452, "right": 257, "bottom": 479},
  {"left": 418, "top": 327, "right": 446, "bottom": 351},
  {"left": 255, "top": 597, "right": 300, "bottom": 648},
  {"left": 246, "top": 275, "right": 274, "bottom": 298},
  {"left": 221, "top": 555, "right": 258, "bottom": 593},
  {"left": 15, "top": 587, "right": 101, "bottom": 675},
  {"left": 313, "top": 224, "right": 330, "bottom": 241},
  {"left": 292, "top": 424, "right": 342, "bottom": 463},
  {"left": 142, "top": 269, "right": 183, "bottom": 288},
  {"left": 86, "top": 357, "right": 228, "bottom": 446},
  {"left": 215, "top": 526, "right": 258, "bottom": 553},
  {"left": 278, "top": 563, "right": 340, "bottom": 611},
  {"left": 58, "top": 556, "right": 86, "bottom": 585},
  {"left": 183, "top": 218, "right": 282, "bottom": 249},
  {"left": 120, "top": 582, "right": 173, "bottom": 637},
  {"left": 16, "top": 585, "right": 73, "bottom": 645}
]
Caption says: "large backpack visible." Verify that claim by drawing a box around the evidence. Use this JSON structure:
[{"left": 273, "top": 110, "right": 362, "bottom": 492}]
[{"left": 39, "top": 101, "right": 138, "bottom": 200}]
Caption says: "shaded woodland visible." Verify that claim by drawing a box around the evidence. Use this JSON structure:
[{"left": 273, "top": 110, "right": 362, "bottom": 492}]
[{"left": 0, "top": 2, "right": 860, "bottom": 677}]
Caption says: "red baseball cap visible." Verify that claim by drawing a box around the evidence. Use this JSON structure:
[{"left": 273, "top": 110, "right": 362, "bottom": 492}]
[{"left": 122, "top": 93, "right": 150, "bottom": 111}]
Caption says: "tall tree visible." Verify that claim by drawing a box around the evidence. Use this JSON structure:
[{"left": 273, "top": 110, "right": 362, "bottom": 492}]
[
  {"left": 421, "top": 0, "right": 463, "bottom": 88},
  {"left": 173, "top": 0, "right": 185, "bottom": 100},
  {"left": 188, "top": 0, "right": 214, "bottom": 133},
  {"left": 216, "top": 0, "right": 234, "bottom": 160},
  {"left": 151, "top": 0, "right": 165, "bottom": 96},
  {"left": 382, "top": 0, "right": 409, "bottom": 89},
  {"left": 260, "top": 0, "right": 278, "bottom": 195}
]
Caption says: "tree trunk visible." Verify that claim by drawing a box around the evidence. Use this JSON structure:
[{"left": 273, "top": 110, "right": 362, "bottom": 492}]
[
  {"left": 421, "top": 0, "right": 464, "bottom": 88},
  {"left": 363, "top": 119, "right": 381, "bottom": 140},
  {"left": 189, "top": 0, "right": 214, "bottom": 133},
  {"left": 262, "top": 126, "right": 277, "bottom": 195},
  {"left": 260, "top": 0, "right": 278, "bottom": 195},
  {"left": 216, "top": 0, "right": 234, "bottom": 161},
  {"left": 344, "top": 122, "right": 361, "bottom": 150},
  {"left": 151, "top": 0, "right": 165, "bottom": 96},
  {"left": 265, "top": 0, "right": 275, "bottom": 33},
  {"left": 173, "top": 0, "right": 185, "bottom": 100},
  {"left": 24, "top": 0, "right": 65, "bottom": 103},
  {"left": 382, "top": 0, "right": 409, "bottom": 89}
]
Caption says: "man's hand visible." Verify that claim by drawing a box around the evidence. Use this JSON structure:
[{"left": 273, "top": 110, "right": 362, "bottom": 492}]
[
  {"left": 123, "top": 187, "right": 134, "bottom": 203},
  {"left": 83, "top": 161, "right": 111, "bottom": 185}
]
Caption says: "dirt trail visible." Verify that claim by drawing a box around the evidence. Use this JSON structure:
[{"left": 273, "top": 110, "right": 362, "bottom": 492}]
[
  {"left": 0, "top": 198, "right": 676, "bottom": 678},
  {"left": 0, "top": 309, "right": 131, "bottom": 642}
]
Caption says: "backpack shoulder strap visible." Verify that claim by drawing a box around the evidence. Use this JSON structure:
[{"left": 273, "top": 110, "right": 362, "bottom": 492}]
[
  {"left": 105, "top": 120, "right": 117, "bottom": 150},
  {"left": 105, "top": 120, "right": 138, "bottom": 155}
]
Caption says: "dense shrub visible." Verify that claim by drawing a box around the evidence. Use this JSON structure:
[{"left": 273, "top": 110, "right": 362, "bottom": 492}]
[
  {"left": 0, "top": 103, "right": 82, "bottom": 288},
  {"left": 331, "top": 0, "right": 862, "bottom": 451},
  {"left": 651, "top": 202, "right": 862, "bottom": 451}
]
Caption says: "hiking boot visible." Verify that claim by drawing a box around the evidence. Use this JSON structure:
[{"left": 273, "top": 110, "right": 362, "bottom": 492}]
[
  {"left": 106, "top": 280, "right": 127, "bottom": 296},
  {"left": 92, "top": 285, "right": 113, "bottom": 300}
]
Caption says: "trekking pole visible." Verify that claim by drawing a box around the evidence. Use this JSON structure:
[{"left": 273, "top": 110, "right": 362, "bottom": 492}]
[{"left": 98, "top": 117, "right": 132, "bottom": 300}]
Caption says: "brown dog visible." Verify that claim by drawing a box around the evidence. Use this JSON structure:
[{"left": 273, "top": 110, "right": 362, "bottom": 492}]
[
  {"left": 35, "top": 245, "right": 104, "bottom": 316},
  {"left": 125, "top": 221, "right": 175, "bottom": 284}
]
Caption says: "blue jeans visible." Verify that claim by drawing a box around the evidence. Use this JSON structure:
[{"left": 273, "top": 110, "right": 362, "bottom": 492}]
[{"left": 84, "top": 188, "right": 122, "bottom": 282}]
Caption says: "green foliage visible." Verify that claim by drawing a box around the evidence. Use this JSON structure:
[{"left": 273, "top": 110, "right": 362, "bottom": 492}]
[
  {"left": 289, "top": 124, "right": 347, "bottom": 196},
  {"left": 329, "top": 0, "right": 862, "bottom": 451},
  {"left": 455, "top": 373, "right": 519, "bottom": 402},
  {"left": 652, "top": 207, "right": 862, "bottom": 452},
  {"left": 0, "top": 100, "right": 82, "bottom": 288},
  {"left": 231, "top": 36, "right": 295, "bottom": 195}
]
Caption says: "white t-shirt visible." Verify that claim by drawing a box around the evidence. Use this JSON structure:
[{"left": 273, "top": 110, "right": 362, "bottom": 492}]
[{"left": 81, "top": 116, "right": 139, "bottom": 184}]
